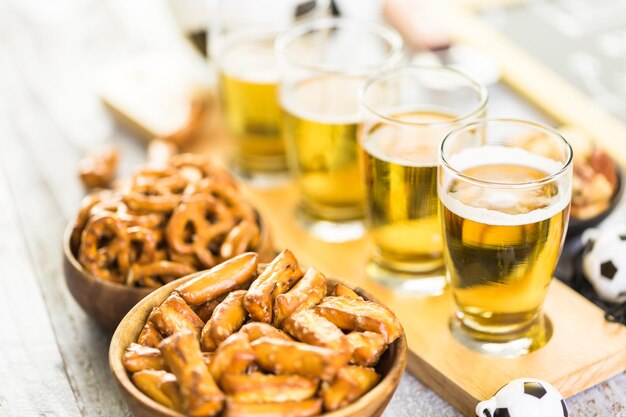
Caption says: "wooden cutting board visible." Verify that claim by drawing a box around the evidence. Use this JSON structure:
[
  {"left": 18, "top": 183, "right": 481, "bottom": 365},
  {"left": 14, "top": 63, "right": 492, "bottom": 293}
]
[{"left": 242, "top": 180, "right": 626, "bottom": 417}]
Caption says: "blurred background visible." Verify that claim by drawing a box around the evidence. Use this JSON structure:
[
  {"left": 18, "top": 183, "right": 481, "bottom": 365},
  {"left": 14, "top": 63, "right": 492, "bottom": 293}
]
[
  {"left": 3, "top": 0, "right": 625, "bottom": 285},
  {"left": 1, "top": 0, "right": 625, "bottom": 416}
]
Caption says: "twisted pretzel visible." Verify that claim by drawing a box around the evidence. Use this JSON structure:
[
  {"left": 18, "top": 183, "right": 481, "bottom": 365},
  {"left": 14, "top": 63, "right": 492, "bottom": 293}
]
[
  {"left": 78, "top": 146, "right": 119, "bottom": 189},
  {"left": 194, "top": 179, "right": 255, "bottom": 223},
  {"left": 170, "top": 154, "right": 236, "bottom": 190},
  {"left": 123, "top": 167, "right": 188, "bottom": 213},
  {"left": 166, "top": 196, "right": 235, "bottom": 268},
  {"left": 220, "top": 219, "right": 260, "bottom": 260},
  {"left": 71, "top": 189, "right": 118, "bottom": 251},
  {"left": 74, "top": 153, "right": 262, "bottom": 288},
  {"left": 169, "top": 250, "right": 200, "bottom": 269},
  {"left": 79, "top": 213, "right": 130, "bottom": 283},
  {"left": 91, "top": 198, "right": 164, "bottom": 229},
  {"left": 127, "top": 226, "right": 158, "bottom": 265}
]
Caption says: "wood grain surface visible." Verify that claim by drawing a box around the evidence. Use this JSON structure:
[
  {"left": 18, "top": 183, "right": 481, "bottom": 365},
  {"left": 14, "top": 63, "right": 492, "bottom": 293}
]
[{"left": 0, "top": 0, "right": 623, "bottom": 416}]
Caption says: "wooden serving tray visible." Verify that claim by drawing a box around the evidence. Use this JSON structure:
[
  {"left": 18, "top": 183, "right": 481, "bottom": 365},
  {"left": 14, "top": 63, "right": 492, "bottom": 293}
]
[{"left": 244, "top": 181, "right": 626, "bottom": 417}]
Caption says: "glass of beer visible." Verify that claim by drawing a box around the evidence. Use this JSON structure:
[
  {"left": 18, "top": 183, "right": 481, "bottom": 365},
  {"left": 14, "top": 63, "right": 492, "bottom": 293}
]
[
  {"left": 359, "top": 66, "right": 487, "bottom": 294},
  {"left": 276, "top": 18, "right": 403, "bottom": 241},
  {"left": 210, "top": 0, "right": 328, "bottom": 183},
  {"left": 439, "top": 119, "right": 573, "bottom": 357}
]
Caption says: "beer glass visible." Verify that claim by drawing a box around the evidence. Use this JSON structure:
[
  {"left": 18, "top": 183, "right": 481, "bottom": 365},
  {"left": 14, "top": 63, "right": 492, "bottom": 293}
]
[
  {"left": 277, "top": 18, "right": 403, "bottom": 242},
  {"left": 360, "top": 66, "right": 487, "bottom": 293},
  {"left": 439, "top": 119, "right": 573, "bottom": 357},
  {"left": 210, "top": 0, "right": 328, "bottom": 182}
]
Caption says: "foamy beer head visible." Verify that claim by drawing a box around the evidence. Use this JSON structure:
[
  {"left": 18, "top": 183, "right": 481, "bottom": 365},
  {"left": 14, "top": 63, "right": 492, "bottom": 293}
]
[
  {"left": 441, "top": 145, "right": 571, "bottom": 224},
  {"left": 439, "top": 119, "right": 573, "bottom": 357}
]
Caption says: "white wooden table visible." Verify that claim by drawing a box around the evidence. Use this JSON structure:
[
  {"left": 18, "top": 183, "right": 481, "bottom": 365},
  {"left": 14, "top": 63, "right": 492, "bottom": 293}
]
[{"left": 0, "top": 0, "right": 623, "bottom": 416}]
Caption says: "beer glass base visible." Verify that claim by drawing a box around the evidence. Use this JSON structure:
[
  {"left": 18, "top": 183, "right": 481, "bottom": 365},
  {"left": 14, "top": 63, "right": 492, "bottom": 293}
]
[
  {"left": 366, "top": 261, "right": 445, "bottom": 295},
  {"left": 295, "top": 208, "right": 365, "bottom": 242},
  {"left": 449, "top": 313, "right": 553, "bottom": 358}
]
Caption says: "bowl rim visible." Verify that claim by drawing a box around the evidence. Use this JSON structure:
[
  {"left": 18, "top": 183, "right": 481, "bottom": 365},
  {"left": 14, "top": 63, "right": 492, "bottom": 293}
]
[
  {"left": 63, "top": 209, "right": 271, "bottom": 293},
  {"left": 109, "top": 272, "right": 408, "bottom": 417}
]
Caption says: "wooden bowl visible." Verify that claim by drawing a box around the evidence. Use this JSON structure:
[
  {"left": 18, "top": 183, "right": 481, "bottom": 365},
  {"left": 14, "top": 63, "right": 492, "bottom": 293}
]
[
  {"left": 63, "top": 213, "right": 274, "bottom": 331},
  {"left": 109, "top": 273, "right": 408, "bottom": 417}
]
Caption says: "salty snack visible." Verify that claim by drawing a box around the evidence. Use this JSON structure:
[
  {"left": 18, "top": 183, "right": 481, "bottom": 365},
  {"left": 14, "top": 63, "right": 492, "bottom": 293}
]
[
  {"left": 209, "top": 332, "right": 256, "bottom": 382},
  {"left": 201, "top": 290, "right": 248, "bottom": 351},
  {"left": 128, "top": 261, "right": 195, "bottom": 288},
  {"left": 346, "top": 332, "right": 387, "bottom": 367},
  {"left": 240, "top": 322, "right": 293, "bottom": 342},
  {"left": 137, "top": 321, "right": 163, "bottom": 348},
  {"left": 273, "top": 268, "right": 327, "bottom": 326},
  {"left": 202, "top": 352, "right": 215, "bottom": 368},
  {"left": 177, "top": 253, "right": 258, "bottom": 305},
  {"left": 315, "top": 297, "right": 403, "bottom": 344},
  {"left": 331, "top": 282, "right": 362, "bottom": 300},
  {"left": 195, "top": 297, "right": 226, "bottom": 322},
  {"left": 251, "top": 337, "right": 347, "bottom": 381},
  {"left": 282, "top": 309, "right": 351, "bottom": 356},
  {"left": 123, "top": 343, "right": 165, "bottom": 372},
  {"left": 71, "top": 154, "right": 262, "bottom": 288},
  {"left": 133, "top": 370, "right": 182, "bottom": 411},
  {"left": 166, "top": 195, "right": 236, "bottom": 266},
  {"left": 223, "top": 398, "right": 323, "bottom": 417},
  {"left": 123, "top": 252, "right": 404, "bottom": 416},
  {"left": 148, "top": 293, "right": 204, "bottom": 339},
  {"left": 78, "top": 145, "right": 119, "bottom": 189},
  {"left": 220, "top": 220, "right": 260, "bottom": 260},
  {"left": 79, "top": 212, "right": 131, "bottom": 282},
  {"left": 244, "top": 250, "right": 303, "bottom": 323},
  {"left": 321, "top": 366, "right": 380, "bottom": 411},
  {"left": 220, "top": 373, "right": 318, "bottom": 403},
  {"left": 160, "top": 331, "right": 225, "bottom": 416}
]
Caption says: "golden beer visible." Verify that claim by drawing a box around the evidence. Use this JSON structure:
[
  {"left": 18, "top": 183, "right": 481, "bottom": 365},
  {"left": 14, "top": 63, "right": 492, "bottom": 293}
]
[
  {"left": 281, "top": 75, "right": 365, "bottom": 220},
  {"left": 441, "top": 147, "right": 570, "bottom": 353},
  {"left": 362, "top": 111, "right": 457, "bottom": 274},
  {"left": 219, "top": 39, "right": 286, "bottom": 173}
]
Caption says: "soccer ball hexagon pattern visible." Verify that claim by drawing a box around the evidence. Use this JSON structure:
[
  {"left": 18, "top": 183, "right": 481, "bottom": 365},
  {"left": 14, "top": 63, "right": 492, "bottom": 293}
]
[
  {"left": 476, "top": 378, "right": 568, "bottom": 417},
  {"left": 582, "top": 226, "right": 626, "bottom": 303}
]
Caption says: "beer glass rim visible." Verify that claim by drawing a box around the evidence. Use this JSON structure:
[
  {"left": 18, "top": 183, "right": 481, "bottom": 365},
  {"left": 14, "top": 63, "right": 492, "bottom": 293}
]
[
  {"left": 359, "top": 65, "right": 488, "bottom": 127},
  {"left": 275, "top": 17, "right": 404, "bottom": 75},
  {"left": 440, "top": 118, "right": 573, "bottom": 188}
]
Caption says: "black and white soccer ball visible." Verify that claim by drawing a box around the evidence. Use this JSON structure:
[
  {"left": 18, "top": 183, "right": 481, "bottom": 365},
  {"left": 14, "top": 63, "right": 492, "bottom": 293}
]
[
  {"left": 475, "top": 378, "right": 568, "bottom": 417},
  {"left": 582, "top": 226, "right": 626, "bottom": 303}
]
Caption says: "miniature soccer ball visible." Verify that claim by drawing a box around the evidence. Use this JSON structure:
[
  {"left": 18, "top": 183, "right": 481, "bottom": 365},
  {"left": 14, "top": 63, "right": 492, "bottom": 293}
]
[
  {"left": 476, "top": 378, "right": 568, "bottom": 417},
  {"left": 582, "top": 226, "right": 626, "bottom": 303}
]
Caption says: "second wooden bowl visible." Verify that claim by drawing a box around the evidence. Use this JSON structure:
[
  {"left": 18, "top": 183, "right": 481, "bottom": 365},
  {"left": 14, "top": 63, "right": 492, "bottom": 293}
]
[
  {"left": 568, "top": 166, "right": 624, "bottom": 236},
  {"left": 109, "top": 272, "right": 407, "bottom": 417},
  {"left": 63, "top": 213, "right": 274, "bottom": 331}
]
